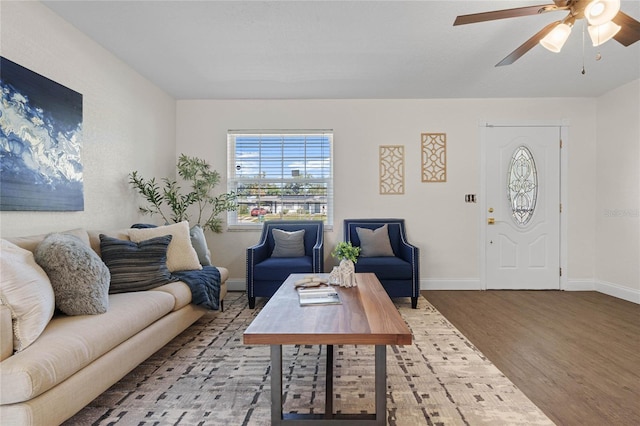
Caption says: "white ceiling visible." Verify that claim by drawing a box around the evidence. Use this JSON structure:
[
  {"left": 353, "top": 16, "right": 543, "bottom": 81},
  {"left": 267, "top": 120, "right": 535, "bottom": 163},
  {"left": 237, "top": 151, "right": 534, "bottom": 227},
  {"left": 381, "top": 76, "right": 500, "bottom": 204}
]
[{"left": 42, "top": 0, "right": 640, "bottom": 99}]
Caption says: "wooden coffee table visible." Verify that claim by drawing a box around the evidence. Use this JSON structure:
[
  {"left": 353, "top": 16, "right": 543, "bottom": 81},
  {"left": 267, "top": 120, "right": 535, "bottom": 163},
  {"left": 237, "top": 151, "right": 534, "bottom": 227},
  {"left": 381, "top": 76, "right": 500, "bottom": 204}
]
[{"left": 243, "top": 273, "right": 412, "bottom": 425}]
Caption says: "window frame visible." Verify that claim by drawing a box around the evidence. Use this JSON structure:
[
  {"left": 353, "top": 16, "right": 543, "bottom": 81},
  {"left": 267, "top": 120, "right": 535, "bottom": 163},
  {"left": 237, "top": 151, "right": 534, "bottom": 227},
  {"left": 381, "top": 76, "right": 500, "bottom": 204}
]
[{"left": 227, "top": 130, "right": 334, "bottom": 230}]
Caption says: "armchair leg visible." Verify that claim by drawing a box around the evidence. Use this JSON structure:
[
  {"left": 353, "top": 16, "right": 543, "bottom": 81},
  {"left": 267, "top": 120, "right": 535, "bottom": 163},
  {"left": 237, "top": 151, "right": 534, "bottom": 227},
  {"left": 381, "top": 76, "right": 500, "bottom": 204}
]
[
  {"left": 411, "top": 296, "right": 418, "bottom": 309},
  {"left": 248, "top": 296, "right": 256, "bottom": 309}
]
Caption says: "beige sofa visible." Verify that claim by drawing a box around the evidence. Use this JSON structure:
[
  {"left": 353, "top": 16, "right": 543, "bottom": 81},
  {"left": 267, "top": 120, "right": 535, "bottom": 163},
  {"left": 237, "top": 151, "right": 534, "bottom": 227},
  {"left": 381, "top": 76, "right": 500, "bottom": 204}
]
[{"left": 0, "top": 229, "right": 228, "bottom": 425}]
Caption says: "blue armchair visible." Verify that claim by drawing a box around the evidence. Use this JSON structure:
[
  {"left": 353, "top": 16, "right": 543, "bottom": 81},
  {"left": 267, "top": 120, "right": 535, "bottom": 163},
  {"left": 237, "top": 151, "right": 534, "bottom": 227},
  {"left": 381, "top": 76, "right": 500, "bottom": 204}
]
[
  {"left": 246, "top": 220, "right": 324, "bottom": 308},
  {"left": 343, "top": 218, "right": 419, "bottom": 309}
]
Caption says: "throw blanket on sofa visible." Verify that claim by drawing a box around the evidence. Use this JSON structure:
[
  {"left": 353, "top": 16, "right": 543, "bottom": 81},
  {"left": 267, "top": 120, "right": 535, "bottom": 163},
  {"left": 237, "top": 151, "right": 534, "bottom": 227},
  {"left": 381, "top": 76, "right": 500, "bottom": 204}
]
[
  {"left": 131, "top": 224, "right": 221, "bottom": 310},
  {"left": 172, "top": 266, "right": 221, "bottom": 310}
]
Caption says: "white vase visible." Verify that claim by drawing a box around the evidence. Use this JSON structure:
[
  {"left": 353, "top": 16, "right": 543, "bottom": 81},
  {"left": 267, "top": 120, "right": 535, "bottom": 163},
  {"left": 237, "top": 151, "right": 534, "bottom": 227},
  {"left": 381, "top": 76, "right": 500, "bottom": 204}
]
[
  {"left": 338, "top": 258, "right": 356, "bottom": 287},
  {"left": 329, "top": 266, "right": 341, "bottom": 285}
]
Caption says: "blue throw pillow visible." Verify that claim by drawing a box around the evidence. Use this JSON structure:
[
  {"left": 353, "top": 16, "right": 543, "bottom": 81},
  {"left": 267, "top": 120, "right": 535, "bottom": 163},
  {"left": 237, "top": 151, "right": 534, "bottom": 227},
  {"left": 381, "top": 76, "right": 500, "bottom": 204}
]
[{"left": 99, "top": 234, "right": 176, "bottom": 294}]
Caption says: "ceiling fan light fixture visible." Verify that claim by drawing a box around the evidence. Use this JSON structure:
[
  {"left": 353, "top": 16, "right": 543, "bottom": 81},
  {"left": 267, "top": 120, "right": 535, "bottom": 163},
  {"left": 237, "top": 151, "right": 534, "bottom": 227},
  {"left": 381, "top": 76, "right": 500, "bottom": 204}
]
[
  {"left": 540, "top": 23, "right": 573, "bottom": 52},
  {"left": 588, "top": 21, "right": 622, "bottom": 46},
  {"left": 584, "top": 0, "right": 621, "bottom": 26}
]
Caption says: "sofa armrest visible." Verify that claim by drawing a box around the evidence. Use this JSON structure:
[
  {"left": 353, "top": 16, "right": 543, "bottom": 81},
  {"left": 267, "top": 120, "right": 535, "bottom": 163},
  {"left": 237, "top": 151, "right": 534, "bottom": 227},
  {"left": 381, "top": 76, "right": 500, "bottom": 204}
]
[
  {"left": 312, "top": 240, "right": 324, "bottom": 272},
  {"left": 398, "top": 243, "right": 420, "bottom": 293},
  {"left": 247, "top": 242, "right": 270, "bottom": 265},
  {"left": 0, "top": 304, "right": 13, "bottom": 361},
  {"left": 397, "top": 240, "right": 418, "bottom": 263}
]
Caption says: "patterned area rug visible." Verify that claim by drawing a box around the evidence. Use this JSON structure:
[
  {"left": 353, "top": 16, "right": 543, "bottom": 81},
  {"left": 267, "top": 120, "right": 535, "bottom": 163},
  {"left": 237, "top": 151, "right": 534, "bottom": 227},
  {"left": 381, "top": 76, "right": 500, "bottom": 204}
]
[{"left": 65, "top": 293, "right": 554, "bottom": 425}]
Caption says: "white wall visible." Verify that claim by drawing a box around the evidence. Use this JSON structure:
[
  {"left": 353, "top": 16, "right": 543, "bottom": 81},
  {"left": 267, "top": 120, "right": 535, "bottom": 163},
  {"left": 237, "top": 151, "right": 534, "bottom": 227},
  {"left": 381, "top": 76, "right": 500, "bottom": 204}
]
[
  {"left": 176, "top": 98, "right": 600, "bottom": 288},
  {"left": 595, "top": 80, "right": 640, "bottom": 302},
  {"left": 3, "top": 1, "right": 635, "bottom": 301},
  {"left": 0, "top": 1, "right": 176, "bottom": 237}
]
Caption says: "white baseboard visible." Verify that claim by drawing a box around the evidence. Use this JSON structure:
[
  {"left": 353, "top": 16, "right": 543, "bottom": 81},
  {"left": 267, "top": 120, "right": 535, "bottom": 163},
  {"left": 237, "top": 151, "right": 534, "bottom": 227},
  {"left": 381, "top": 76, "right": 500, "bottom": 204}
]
[
  {"left": 563, "top": 279, "right": 639, "bottom": 304},
  {"left": 594, "top": 280, "right": 640, "bottom": 304},
  {"left": 421, "top": 279, "right": 482, "bottom": 291},
  {"left": 564, "top": 279, "right": 596, "bottom": 291},
  {"left": 229, "top": 278, "right": 483, "bottom": 291},
  {"left": 227, "top": 279, "right": 246, "bottom": 292},
  {"left": 229, "top": 278, "right": 639, "bottom": 304}
]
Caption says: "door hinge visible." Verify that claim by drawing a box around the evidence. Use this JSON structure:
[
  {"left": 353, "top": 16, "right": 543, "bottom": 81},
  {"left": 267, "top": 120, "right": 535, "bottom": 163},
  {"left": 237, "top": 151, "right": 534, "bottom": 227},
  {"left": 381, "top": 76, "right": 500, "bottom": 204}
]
[
  {"left": 560, "top": 267, "right": 562, "bottom": 277},
  {"left": 560, "top": 139, "right": 563, "bottom": 149},
  {"left": 560, "top": 203, "right": 562, "bottom": 213}
]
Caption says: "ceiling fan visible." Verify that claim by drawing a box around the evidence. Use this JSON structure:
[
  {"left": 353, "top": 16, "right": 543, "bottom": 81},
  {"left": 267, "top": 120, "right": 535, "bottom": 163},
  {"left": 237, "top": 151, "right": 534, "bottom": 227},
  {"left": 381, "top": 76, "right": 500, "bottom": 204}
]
[{"left": 454, "top": 0, "right": 640, "bottom": 66}]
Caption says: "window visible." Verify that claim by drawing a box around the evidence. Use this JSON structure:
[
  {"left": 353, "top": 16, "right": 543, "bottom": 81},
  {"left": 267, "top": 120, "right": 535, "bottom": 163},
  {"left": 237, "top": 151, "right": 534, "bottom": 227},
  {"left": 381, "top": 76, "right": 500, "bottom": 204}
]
[
  {"left": 227, "top": 130, "right": 333, "bottom": 228},
  {"left": 507, "top": 145, "right": 538, "bottom": 226}
]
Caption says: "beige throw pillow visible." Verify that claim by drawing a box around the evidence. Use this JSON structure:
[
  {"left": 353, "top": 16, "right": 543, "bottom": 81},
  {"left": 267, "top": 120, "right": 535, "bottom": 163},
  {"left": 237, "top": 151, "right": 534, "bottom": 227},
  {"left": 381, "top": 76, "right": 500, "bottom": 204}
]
[
  {"left": 356, "top": 224, "right": 395, "bottom": 257},
  {"left": 0, "top": 240, "right": 55, "bottom": 352},
  {"left": 271, "top": 229, "right": 305, "bottom": 257},
  {"left": 128, "top": 221, "right": 202, "bottom": 272}
]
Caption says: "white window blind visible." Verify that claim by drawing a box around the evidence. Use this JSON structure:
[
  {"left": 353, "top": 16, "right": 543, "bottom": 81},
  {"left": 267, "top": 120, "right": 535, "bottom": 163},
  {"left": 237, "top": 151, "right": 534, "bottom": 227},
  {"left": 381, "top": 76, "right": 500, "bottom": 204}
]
[{"left": 227, "top": 130, "right": 333, "bottom": 228}]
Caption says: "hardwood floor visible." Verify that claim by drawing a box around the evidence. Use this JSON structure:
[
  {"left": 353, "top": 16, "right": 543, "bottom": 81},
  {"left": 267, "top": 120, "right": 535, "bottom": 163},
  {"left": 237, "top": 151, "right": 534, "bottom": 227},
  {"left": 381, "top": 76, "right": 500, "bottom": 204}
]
[{"left": 423, "top": 290, "right": 640, "bottom": 426}]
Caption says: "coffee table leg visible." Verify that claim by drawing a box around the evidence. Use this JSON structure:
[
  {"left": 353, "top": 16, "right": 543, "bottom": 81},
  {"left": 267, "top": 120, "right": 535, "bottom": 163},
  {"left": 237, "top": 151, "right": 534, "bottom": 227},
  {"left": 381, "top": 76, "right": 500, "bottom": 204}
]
[
  {"left": 375, "top": 345, "right": 386, "bottom": 425},
  {"left": 271, "top": 345, "right": 283, "bottom": 425},
  {"left": 325, "top": 344, "right": 334, "bottom": 418}
]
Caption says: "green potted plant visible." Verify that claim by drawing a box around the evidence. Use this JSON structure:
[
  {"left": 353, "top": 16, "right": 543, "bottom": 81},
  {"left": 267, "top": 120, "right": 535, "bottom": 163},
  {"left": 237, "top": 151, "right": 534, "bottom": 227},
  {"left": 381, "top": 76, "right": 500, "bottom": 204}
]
[
  {"left": 129, "top": 154, "right": 237, "bottom": 264},
  {"left": 331, "top": 242, "right": 360, "bottom": 287},
  {"left": 331, "top": 242, "right": 361, "bottom": 263}
]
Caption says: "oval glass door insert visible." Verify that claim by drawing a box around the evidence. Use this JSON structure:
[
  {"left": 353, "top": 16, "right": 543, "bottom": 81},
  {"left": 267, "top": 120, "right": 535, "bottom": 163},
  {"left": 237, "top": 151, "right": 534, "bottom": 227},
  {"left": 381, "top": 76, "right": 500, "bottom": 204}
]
[{"left": 507, "top": 146, "right": 538, "bottom": 226}]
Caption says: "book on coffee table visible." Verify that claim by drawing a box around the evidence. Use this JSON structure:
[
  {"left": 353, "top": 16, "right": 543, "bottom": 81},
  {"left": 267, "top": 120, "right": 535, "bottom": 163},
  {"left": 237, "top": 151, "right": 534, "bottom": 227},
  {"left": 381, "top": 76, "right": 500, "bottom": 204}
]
[{"left": 298, "top": 287, "right": 341, "bottom": 306}]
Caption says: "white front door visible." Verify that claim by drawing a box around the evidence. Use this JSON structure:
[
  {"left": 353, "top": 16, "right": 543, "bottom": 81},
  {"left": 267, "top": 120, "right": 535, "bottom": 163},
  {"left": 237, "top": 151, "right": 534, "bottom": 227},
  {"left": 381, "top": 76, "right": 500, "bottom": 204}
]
[{"left": 484, "top": 125, "right": 561, "bottom": 290}]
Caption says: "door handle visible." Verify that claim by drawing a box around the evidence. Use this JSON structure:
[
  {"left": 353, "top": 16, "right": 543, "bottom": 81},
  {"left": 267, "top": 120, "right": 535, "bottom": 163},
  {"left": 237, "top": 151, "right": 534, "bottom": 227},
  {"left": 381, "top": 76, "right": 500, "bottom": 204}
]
[{"left": 488, "top": 217, "right": 495, "bottom": 225}]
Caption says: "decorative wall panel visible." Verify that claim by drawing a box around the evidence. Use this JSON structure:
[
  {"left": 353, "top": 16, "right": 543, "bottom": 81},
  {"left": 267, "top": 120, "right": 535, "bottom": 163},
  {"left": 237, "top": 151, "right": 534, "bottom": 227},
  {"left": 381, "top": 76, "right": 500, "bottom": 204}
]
[
  {"left": 421, "top": 133, "right": 446, "bottom": 182},
  {"left": 379, "top": 145, "right": 404, "bottom": 195}
]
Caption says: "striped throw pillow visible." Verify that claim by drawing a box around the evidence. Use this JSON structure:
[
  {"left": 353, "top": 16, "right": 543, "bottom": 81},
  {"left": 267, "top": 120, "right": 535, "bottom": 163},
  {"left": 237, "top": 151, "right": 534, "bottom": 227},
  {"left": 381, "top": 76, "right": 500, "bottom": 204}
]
[{"left": 99, "top": 234, "right": 175, "bottom": 294}]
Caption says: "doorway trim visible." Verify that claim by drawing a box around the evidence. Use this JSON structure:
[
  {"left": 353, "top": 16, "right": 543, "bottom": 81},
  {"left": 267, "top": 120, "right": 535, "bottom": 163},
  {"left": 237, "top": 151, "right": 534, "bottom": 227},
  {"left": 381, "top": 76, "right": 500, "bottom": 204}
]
[{"left": 479, "top": 120, "right": 569, "bottom": 291}]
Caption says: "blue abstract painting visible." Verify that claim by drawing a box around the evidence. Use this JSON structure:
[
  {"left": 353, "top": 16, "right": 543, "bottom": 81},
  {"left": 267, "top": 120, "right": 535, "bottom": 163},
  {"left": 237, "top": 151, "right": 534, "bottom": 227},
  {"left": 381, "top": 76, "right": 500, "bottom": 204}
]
[{"left": 1, "top": 57, "right": 84, "bottom": 211}]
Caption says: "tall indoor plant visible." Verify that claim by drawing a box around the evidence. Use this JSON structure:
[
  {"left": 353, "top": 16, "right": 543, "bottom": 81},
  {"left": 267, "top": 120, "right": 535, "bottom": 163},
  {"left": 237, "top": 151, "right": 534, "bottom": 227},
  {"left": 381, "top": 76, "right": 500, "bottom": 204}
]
[{"left": 129, "top": 154, "right": 236, "bottom": 264}]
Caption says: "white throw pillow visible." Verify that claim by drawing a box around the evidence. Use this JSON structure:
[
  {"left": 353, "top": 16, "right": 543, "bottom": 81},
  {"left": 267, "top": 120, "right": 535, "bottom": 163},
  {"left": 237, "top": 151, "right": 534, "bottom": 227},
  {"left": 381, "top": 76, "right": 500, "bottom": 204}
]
[
  {"left": 0, "top": 240, "right": 55, "bottom": 352},
  {"left": 128, "top": 221, "right": 202, "bottom": 272}
]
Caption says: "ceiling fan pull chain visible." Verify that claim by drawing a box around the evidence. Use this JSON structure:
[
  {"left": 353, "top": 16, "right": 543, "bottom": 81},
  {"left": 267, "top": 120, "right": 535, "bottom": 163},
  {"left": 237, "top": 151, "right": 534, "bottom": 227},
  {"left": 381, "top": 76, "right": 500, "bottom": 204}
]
[
  {"left": 595, "top": 24, "right": 603, "bottom": 61},
  {"left": 581, "top": 21, "right": 586, "bottom": 75}
]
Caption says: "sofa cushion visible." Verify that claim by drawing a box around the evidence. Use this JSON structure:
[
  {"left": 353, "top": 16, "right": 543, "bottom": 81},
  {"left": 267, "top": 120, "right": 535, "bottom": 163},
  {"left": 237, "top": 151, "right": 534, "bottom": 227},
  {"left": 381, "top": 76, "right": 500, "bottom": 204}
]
[
  {"left": 151, "top": 281, "right": 193, "bottom": 311},
  {"left": 100, "top": 234, "right": 177, "bottom": 294},
  {"left": 5, "top": 228, "right": 90, "bottom": 254},
  {"left": 87, "top": 229, "right": 131, "bottom": 257},
  {"left": 0, "top": 240, "right": 55, "bottom": 352},
  {"left": 354, "top": 257, "right": 413, "bottom": 280},
  {"left": 0, "top": 290, "right": 175, "bottom": 404},
  {"left": 0, "top": 305, "right": 12, "bottom": 361},
  {"left": 128, "top": 221, "right": 202, "bottom": 272},
  {"left": 254, "top": 256, "right": 313, "bottom": 281},
  {"left": 271, "top": 229, "right": 306, "bottom": 257},
  {"left": 34, "top": 233, "right": 110, "bottom": 316},
  {"left": 356, "top": 224, "right": 395, "bottom": 257},
  {"left": 151, "top": 266, "right": 229, "bottom": 311}
]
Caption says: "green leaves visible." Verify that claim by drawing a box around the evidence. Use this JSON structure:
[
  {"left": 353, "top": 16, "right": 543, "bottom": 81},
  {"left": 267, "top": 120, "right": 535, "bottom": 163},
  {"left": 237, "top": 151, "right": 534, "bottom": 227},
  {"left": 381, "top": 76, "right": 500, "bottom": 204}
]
[
  {"left": 331, "top": 242, "right": 361, "bottom": 263},
  {"left": 129, "top": 154, "right": 237, "bottom": 233}
]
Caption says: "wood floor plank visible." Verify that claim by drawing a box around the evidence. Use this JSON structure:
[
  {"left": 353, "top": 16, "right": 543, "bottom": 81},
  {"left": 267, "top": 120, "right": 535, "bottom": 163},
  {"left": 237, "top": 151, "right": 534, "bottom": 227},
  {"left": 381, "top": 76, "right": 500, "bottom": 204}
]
[{"left": 423, "top": 290, "right": 640, "bottom": 426}]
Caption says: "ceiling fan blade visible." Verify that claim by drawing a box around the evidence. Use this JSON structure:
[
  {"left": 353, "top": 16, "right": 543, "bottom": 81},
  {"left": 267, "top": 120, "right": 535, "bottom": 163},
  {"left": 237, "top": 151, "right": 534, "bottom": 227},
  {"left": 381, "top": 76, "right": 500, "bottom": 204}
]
[
  {"left": 612, "top": 11, "right": 640, "bottom": 46},
  {"left": 454, "top": 4, "right": 562, "bottom": 26},
  {"left": 496, "top": 21, "right": 561, "bottom": 66}
]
